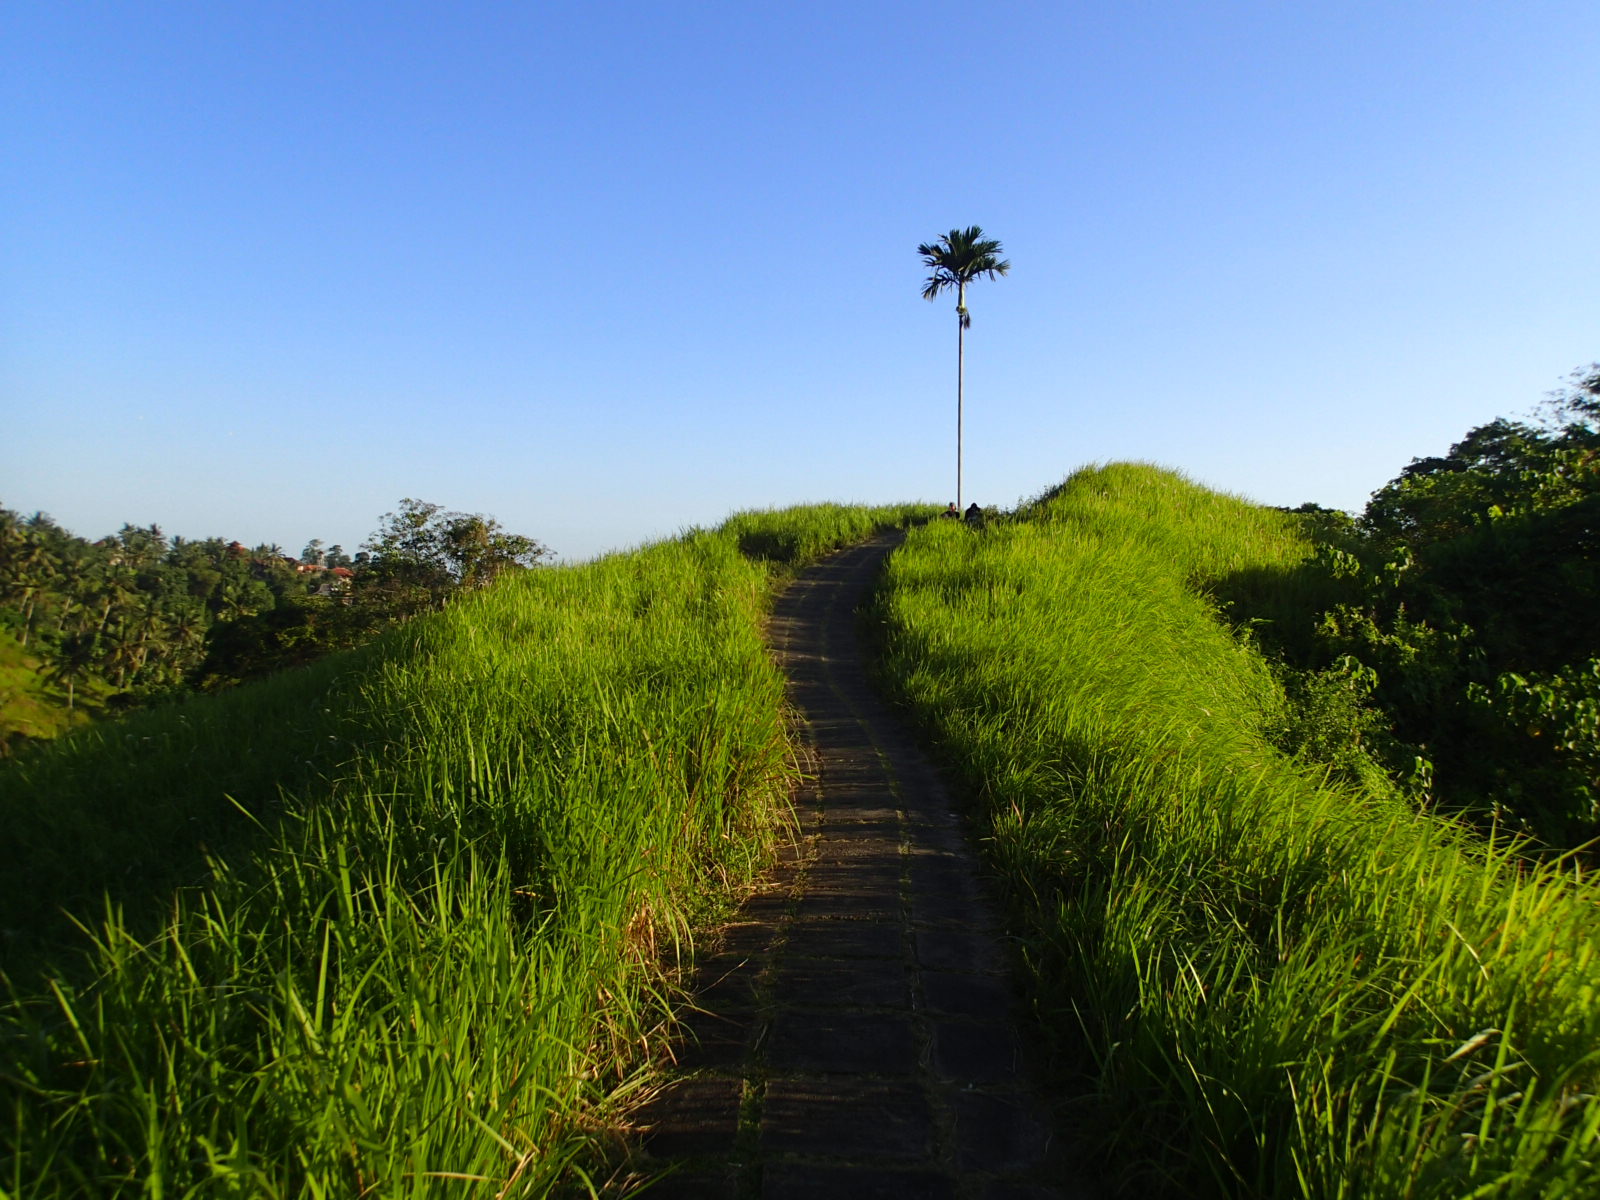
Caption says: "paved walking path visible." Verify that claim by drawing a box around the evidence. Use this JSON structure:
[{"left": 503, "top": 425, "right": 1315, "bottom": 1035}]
[{"left": 629, "top": 531, "right": 1097, "bottom": 1199}]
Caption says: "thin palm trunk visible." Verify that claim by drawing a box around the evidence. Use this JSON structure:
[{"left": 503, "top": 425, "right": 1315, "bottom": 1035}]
[
  {"left": 957, "top": 280, "right": 966, "bottom": 510},
  {"left": 957, "top": 313, "right": 965, "bottom": 509}
]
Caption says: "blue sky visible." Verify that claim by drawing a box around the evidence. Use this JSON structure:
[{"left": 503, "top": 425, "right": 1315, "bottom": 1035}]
[{"left": 5, "top": 2, "right": 1597, "bottom": 561}]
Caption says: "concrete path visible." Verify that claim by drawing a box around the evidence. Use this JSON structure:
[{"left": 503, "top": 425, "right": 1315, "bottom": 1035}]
[{"left": 629, "top": 531, "right": 1097, "bottom": 1199}]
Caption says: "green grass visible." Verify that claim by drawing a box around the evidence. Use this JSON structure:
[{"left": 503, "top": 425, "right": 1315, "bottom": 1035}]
[
  {"left": 0, "top": 502, "right": 930, "bottom": 1198},
  {"left": 875, "top": 464, "right": 1600, "bottom": 1198},
  {"left": 0, "top": 629, "right": 99, "bottom": 752}
]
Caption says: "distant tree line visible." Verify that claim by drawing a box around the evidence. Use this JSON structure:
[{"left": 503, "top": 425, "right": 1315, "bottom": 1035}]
[
  {"left": 0, "top": 499, "right": 547, "bottom": 752},
  {"left": 1246, "top": 364, "right": 1600, "bottom": 848}
]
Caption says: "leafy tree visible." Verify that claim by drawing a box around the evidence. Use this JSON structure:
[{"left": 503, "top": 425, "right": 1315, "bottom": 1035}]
[
  {"left": 359, "top": 499, "right": 453, "bottom": 611},
  {"left": 360, "top": 499, "right": 549, "bottom": 612},
  {"left": 192, "top": 595, "right": 376, "bottom": 690},
  {"left": 440, "top": 513, "right": 547, "bottom": 589},
  {"left": 1248, "top": 365, "right": 1600, "bottom": 846},
  {"left": 918, "top": 225, "right": 1010, "bottom": 509},
  {"left": 1362, "top": 419, "right": 1580, "bottom": 546},
  {"left": 0, "top": 497, "right": 552, "bottom": 735},
  {"left": 1540, "top": 361, "right": 1600, "bottom": 429}
]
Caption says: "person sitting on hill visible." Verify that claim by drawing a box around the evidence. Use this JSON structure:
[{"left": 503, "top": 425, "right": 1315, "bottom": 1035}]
[
  {"left": 964, "top": 502, "right": 983, "bottom": 526},
  {"left": 943, "top": 502, "right": 960, "bottom": 519}
]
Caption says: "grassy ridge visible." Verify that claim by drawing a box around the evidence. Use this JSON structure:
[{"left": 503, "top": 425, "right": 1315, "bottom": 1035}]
[
  {"left": 0, "top": 502, "right": 928, "bottom": 1197},
  {"left": 876, "top": 464, "right": 1600, "bottom": 1198}
]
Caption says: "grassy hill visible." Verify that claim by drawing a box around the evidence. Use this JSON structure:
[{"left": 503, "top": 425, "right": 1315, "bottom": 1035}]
[
  {"left": 9, "top": 469, "right": 1598, "bottom": 1198},
  {"left": 0, "top": 503, "right": 929, "bottom": 1197},
  {"left": 876, "top": 463, "right": 1600, "bottom": 1198}
]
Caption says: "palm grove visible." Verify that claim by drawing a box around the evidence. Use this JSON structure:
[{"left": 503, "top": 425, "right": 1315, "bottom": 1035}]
[{"left": 0, "top": 499, "right": 547, "bottom": 752}]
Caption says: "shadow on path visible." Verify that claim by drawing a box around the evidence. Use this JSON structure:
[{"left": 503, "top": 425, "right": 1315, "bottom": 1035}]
[{"left": 627, "top": 532, "right": 1101, "bottom": 1199}]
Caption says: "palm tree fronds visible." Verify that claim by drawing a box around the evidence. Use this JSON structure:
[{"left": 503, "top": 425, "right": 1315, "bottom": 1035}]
[{"left": 917, "top": 225, "right": 1010, "bottom": 315}]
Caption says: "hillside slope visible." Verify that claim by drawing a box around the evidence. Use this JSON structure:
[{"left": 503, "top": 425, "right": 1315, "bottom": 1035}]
[
  {"left": 877, "top": 464, "right": 1600, "bottom": 1199},
  {"left": 0, "top": 503, "right": 928, "bottom": 1197}
]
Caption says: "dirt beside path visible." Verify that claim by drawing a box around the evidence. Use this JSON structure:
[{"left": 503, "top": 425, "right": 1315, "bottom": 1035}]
[{"left": 628, "top": 531, "right": 1100, "bottom": 1199}]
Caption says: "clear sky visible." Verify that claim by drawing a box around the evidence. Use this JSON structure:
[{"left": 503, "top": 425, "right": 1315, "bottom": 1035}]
[{"left": 5, "top": 2, "right": 1597, "bottom": 562}]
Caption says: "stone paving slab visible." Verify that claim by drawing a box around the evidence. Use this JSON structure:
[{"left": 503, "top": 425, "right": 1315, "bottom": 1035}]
[
  {"left": 772, "top": 961, "right": 912, "bottom": 1009},
  {"left": 671, "top": 1012, "right": 752, "bottom": 1072},
  {"left": 921, "top": 970, "right": 1017, "bottom": 1019},
  {"left": 805, "top": 863, "right": 903, "bottom": 894},
  {"left": 640, "top": 1077, "right": 744, "bottom": 1157},
  {"left": 784, "top": 920, "right": 904, "bottom": 961},
  {"left": 761, "top": 1079, "right": 933, "bottom": 1161},
  {"left": 792, "top": 890, "right": 900, "bottom": 922},
  {"left": 765, "top": 1010, "right": 920, "bottom": 1075},
  {"left": 951, "top": 1092, "right": 1054, "bottom": 1173},
  {"left": 626, "top": 532, "right": 1099, "bottom": 1198},
  {"left": 639, "top": 1169, "right": 742, "bottom": 1200},
  {"left": 762, "top": 1164, "right": 959, "bottom": 1200},
  {"left": 930, "top": 1020, "right": 1023, "bottom": 1083}
]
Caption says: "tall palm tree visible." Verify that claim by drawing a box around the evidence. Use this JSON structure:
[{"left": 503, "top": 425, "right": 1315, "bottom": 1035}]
[{"left": 918, "top": 226, "right": 1009, "bottom": 510}]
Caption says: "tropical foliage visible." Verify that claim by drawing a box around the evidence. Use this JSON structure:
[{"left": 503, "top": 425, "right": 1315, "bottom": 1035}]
[
  {"left": 917, "top": 225, "right": 1009, "bottom": 330},
  {"left": 0, "top": 500, "right": 548, "bottom": 752},
  {"left": 1232, "top": 364, "right": 1600, "bottom": 845}
]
